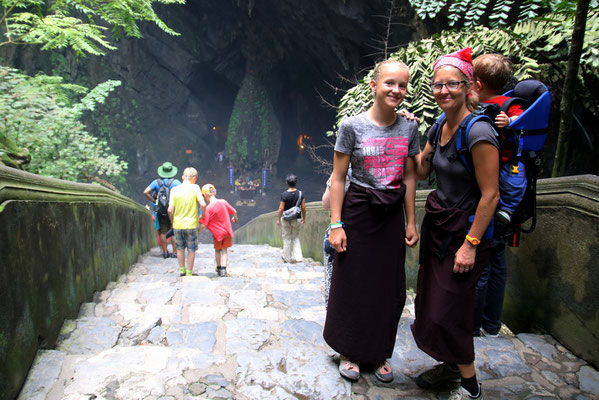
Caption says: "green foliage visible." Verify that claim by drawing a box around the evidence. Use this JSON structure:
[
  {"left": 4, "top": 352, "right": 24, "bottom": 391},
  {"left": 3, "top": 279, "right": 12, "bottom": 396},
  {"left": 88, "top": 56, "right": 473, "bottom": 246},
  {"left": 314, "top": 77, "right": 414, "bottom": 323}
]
[
  {"left": 0, "top": 66, "right": 127, "bottom": 180},
  {"left": 331, "top": 11, "right": 599, "bottom": 137},
  {"left": 408, "top": 0, "right": 599, "bottom": 28},
  {"left": 225, "top": 74, "right": 281, "bottom": 170},
  {"left": 1, "top": 0, "right": 184, "bottom": 55}
]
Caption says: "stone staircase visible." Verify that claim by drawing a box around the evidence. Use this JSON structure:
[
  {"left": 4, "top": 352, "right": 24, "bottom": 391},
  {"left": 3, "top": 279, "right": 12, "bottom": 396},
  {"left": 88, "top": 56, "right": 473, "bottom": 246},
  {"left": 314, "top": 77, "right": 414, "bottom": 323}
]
[{"left": 18, "top": 244, "right": 599, "bottom": 399}]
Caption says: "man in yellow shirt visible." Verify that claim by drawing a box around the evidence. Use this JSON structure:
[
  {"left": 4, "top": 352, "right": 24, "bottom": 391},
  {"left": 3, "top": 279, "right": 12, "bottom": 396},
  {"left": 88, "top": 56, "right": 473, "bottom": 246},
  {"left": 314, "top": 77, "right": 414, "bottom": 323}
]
[{"left": 168, "top": 167, "right": 206, "bottom": 276}]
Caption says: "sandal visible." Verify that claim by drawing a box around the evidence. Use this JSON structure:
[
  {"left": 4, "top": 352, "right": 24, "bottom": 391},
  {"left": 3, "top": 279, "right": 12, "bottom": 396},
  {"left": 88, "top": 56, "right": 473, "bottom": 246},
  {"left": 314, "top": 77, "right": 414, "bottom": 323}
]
[
  {"left": 374, "top": 360, "right": 393, "bottom": 383},
  {"left": 339, "top": 358, "right": 360, "bottom": 381}
]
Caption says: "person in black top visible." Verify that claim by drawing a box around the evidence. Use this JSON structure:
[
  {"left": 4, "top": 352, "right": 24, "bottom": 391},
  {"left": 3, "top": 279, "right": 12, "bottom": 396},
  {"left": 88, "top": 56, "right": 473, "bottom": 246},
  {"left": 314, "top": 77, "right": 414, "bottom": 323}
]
[{"left": 276, "top": 174, "right": 306, "bottom": 263}]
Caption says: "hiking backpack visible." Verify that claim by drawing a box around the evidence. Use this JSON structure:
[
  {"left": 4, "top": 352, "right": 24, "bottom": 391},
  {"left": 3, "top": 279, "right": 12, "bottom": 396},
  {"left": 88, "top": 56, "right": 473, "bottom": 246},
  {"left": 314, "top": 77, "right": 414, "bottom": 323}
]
[
  {"left": 155, "top": 178, "right": 173, "bottom": 217},
  {"left": 430, "top": 79, "right": 551, "bottom": 245}
]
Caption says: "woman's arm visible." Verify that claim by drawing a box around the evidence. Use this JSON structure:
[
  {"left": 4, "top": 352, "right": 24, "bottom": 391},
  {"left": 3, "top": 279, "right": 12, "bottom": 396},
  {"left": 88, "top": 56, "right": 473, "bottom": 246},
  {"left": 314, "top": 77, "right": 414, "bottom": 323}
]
[
  {"left": 328, "top": 151, "right": 351, "bottom": 252},
  {"left": 415, "top": 141, "right": 434, "bottom": 181},
  {"left": 322, "top": 186, "right": 331, "bottom": 210},
  {"left": 453, "top": 141, "right": 500, "bottom": 273},
  {"left": 403, "top": 156, "right": 419, "bottom": 247},
  {"left": 276, "top": 200, "right": 285, "bottom": 225}
]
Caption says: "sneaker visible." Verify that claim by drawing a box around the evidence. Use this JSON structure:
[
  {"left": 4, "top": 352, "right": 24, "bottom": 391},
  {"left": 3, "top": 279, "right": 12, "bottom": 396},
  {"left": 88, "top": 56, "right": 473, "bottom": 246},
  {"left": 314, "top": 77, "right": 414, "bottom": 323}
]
[
  {"left": 170, "top": 252, "right": 177, "bottom": 258},
  {"left": 179, "top": 267, "right": 186, "bottom": 276},
  {"left": 481, "top": 328, "right": 499, "bottom": 338},
  {"left": 217, "top": 267, "right": 227, "bottom": 277},
  {"left": 185, "top": 269, "right": 193, "bottom": 276},
  {"left": 162, "top": 252, "right": 169, "bottom": 259},
  {"left": 448, "top": 383, "right": 483, "bottom": 400},
  {"left": 415, "top": 363, "right": 461, "bottom": 389}
]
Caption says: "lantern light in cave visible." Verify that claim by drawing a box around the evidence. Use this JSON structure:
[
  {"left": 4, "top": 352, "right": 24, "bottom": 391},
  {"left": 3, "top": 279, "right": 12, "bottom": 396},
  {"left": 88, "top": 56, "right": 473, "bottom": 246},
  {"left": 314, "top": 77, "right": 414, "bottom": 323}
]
[
  {"left": 212, "top": 126, "right": 217, "bottom": 132},
  {"left": 297, "top": 133, "right": 312, "bottom": 153},
  {"left": 186, "top": 149, "right": 192, "bottom": 154}
]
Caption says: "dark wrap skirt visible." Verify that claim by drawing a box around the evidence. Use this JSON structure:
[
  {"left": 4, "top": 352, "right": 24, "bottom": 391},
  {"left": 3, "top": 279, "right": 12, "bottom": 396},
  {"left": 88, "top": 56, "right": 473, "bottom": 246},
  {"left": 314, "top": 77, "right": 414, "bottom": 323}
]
[
  {"left": 411, "top": 190, "right": 493, "bottom": 365},
  {"left": 323, "top": 182, "right": 407, "bottom": 364}
]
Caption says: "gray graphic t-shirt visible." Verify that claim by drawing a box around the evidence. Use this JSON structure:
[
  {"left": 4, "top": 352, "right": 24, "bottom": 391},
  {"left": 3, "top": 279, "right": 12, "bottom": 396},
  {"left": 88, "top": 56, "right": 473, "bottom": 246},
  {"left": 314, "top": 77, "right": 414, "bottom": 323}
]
[{"left": 334, "top": 113, "right": 420, "bottom": 190}]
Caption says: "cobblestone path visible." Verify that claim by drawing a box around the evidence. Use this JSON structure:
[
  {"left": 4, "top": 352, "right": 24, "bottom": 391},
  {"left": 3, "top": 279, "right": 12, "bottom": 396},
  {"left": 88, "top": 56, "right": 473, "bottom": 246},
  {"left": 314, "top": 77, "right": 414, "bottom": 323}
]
[{"left": 18, "top": 244, "right": 599, "bottom": 399}]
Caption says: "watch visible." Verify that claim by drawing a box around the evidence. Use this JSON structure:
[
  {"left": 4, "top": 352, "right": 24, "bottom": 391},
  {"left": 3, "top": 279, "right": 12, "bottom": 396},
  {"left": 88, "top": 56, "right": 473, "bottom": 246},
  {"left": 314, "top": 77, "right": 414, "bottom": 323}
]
[{"left": 466, "top": 234, "right": 480, "bottom": 246}]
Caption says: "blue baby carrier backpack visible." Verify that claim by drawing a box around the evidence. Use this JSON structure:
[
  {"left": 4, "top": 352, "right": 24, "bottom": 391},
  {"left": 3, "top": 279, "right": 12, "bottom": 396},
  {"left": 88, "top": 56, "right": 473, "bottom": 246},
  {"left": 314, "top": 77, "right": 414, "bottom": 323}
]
[{"left": 431, "top": 79, "right": 551, "bottom": 244}]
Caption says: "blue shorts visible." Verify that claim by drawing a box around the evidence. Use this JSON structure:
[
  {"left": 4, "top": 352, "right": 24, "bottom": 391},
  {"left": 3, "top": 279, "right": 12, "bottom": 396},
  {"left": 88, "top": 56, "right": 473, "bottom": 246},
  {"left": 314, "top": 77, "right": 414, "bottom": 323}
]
[{"left": 174, "top": 229, "right": 198, "bottom": 251}]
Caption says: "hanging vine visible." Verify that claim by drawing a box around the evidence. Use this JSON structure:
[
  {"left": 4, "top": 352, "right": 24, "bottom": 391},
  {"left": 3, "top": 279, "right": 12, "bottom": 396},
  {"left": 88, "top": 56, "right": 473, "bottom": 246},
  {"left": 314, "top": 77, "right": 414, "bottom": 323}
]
[{"left": 225, "top": 73, "right": 281, "bottom": 171}]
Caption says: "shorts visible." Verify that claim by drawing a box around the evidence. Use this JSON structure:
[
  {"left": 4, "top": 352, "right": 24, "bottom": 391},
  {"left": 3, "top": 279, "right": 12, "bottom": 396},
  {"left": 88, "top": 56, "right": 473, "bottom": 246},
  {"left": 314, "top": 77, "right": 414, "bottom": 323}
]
[
  {"left": 157, "top": 214, "right": 172, "bottom": 234},
  {"left": 213, "top": 235, "right": 232, "bottom": 250},
  {"left": 174, "top": 229, "right": 198, "bottom": 251}
]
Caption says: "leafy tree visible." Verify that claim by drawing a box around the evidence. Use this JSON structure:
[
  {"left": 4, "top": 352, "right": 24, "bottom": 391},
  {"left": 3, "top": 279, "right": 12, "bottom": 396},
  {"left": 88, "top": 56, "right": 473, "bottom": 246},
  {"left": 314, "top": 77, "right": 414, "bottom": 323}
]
[
  {"left": 0, "top": 66, "right": 127, "bottom": 181},
  {"left": 330, "top": 8, "right": 599, "bottom": 148},
  {"left": 402, "top": 0, "right": 599, "bottom": 176},
  {"left": 0, "top": 0, "right": 183, "bottom": 183},
  {"left": 552, "top": 0, "right": 592, "bottom": 176},
  {"left": 409, "top": 0, "right": 551, "bottom": 28},
  {"left": 1, "top": 0, "right": 183, "bottom": 56}
]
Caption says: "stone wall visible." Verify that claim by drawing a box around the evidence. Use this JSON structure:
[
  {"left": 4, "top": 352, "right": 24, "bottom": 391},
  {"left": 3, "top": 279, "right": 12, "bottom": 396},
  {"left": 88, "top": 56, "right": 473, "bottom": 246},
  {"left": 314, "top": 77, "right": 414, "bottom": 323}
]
[
  {"left": 234, "top": 175, "right": 599, "bottom": 368},
  {"left": 0, "top": 166, "right": 155, "bottom": 400},
  {"left": 501, "top": 175, "right": 599, "bottom": 369}
]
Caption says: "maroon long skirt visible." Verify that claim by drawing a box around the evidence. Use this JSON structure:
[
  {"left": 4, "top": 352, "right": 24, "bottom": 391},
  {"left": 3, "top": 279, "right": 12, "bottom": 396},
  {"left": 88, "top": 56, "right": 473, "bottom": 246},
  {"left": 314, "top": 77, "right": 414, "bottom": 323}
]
[
  {"left": 411, "top": 192, "right": 493, "bottom": 364},
  {"left": 323, "top": 183, "right": 407, "bottom": 365}
]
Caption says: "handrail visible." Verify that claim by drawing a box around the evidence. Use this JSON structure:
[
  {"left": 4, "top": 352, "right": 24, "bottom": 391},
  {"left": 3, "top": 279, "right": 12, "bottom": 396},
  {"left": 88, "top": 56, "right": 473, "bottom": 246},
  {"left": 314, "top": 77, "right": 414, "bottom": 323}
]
[{"left": 0, "top": 165, "right": 148, "bottom": 212}]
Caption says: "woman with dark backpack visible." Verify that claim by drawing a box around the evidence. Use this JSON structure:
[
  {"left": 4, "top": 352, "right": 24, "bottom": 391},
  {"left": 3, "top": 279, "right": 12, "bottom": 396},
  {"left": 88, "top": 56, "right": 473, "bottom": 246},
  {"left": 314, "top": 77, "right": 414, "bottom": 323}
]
[{"left": 276, "top": 174, "right": 306, "bottom": 263}]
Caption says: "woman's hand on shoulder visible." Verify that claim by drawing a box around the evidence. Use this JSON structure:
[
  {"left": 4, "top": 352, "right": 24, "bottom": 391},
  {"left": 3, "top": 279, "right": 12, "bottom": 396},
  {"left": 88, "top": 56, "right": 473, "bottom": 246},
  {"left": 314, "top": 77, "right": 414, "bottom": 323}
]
[{"left": 398, "top": 111, "right": 420, "bottom": 125}]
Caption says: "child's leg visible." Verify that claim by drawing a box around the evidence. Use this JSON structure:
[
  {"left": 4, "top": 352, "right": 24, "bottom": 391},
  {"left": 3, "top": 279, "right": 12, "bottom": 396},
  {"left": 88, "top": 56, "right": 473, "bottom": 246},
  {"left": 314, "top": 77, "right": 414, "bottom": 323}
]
[
  {"left": 177, "top": 248, "right": 186, "bottom": 269},
  {"left": 186, "top": 229, "right": 198, "bottom": 274},
  {"left": 221, "top": 247, "right": 228, "bottom": 267},
  {"left": 186, "top": 249, "right": 196, "bottom": 271},
  {"left": 173, "top": 229, "right": 185, "bottom": 270},
  {"left": 215, "top": 249, "right": 222, "bottom": 267}
]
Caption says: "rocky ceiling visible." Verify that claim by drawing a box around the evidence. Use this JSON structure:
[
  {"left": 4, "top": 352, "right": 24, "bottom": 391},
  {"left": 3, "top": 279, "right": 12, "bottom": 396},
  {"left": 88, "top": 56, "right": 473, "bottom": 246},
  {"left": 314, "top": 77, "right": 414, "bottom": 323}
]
[{"left": 3, "top": 0, "right": 432, "bottom": 196}]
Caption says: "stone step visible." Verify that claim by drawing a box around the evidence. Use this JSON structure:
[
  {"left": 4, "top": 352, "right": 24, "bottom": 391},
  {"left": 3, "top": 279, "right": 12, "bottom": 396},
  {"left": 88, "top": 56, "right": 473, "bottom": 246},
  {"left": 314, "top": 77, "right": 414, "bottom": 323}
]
[{"left": 17, "top": 244, "right": 599, "bottom": 400}]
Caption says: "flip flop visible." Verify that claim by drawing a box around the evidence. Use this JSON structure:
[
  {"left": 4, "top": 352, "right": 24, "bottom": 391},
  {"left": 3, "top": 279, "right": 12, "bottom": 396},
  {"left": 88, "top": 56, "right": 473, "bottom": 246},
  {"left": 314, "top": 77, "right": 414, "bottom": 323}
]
[
  {"left": 339, "top": 359, "right": 360, "bottom": 381},
  {"left": 374, "top": 360, "right": 393, "bottom": 383}
]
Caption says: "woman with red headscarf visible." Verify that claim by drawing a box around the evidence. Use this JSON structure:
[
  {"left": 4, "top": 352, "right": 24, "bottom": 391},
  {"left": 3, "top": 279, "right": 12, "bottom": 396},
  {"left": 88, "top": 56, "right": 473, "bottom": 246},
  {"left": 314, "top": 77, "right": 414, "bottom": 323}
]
[{"left": 411, "top": 48, "right": 499, "bottom": 399}]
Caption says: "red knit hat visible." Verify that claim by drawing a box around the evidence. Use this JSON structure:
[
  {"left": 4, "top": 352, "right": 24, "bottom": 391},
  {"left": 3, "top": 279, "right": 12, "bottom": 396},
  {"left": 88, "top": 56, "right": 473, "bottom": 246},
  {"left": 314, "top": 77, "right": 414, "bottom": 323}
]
[{"left": 433, "top": 48, "right": 474, "bottom": 81}]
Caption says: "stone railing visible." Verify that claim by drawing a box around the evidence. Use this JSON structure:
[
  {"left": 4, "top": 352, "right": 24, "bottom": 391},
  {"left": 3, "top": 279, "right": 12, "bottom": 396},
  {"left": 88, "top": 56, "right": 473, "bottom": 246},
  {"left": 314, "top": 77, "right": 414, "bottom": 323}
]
[
  {"left": 0, "top": 166, "right": 155, "bottom": 400},
  {"left": 234, "top": 175, "right": 599, "bottom": 369}
]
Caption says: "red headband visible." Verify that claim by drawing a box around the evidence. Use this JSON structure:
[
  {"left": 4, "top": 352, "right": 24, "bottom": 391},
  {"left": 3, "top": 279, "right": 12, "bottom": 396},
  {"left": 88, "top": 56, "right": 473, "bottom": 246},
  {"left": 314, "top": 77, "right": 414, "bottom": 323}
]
[{"left": 433, "top": 48, "right": 474, "bottom": 81}]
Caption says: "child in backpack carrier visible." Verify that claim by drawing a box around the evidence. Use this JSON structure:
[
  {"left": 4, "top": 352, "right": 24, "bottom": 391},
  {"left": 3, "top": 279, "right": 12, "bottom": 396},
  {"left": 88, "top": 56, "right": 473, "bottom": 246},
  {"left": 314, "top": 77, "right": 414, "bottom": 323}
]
[{"left": 472, "top": 54, "right": 525, "bottom": 233}]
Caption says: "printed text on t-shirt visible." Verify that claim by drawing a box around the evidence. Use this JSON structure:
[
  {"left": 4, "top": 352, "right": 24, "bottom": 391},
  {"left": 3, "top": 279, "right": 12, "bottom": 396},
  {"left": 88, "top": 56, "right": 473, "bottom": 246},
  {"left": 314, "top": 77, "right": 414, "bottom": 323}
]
[{"left": 362, "top": 136, "right": 408, "bottom": 187}]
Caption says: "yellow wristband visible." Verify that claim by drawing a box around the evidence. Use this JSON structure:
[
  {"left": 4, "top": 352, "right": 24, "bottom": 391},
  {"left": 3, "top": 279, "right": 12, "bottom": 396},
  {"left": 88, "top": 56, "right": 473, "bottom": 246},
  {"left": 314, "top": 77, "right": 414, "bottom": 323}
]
[{"left": 466, "top": 234, "right": 480, "bottom": 245}]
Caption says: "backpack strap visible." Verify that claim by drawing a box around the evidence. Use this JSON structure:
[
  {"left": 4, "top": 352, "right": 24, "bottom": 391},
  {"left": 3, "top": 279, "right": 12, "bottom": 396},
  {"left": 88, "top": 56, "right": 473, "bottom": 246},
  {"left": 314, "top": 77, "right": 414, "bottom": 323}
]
[
  {"left": 157, "top": 178, "right": 163, "bottom": 187},
  {"left": 164, "top": 178, "right": 173, "bottom": 188},
  {"left": 427, "top": 114, "right": 446, "bottom": 168},
  {"left": 499, "top": 97, "right": 530, "bottom": 161},
  {"left": 455, "top": 113, "right": 495, "bottom": 176},
  {"left": 429, "top": 113, "right": 446, "bottom": 157},
  {"left": 424, "top": 114, "right": 447, "bottom": 186},
  {"left": 500, "top": 97, "right": 530, "bottom": 120}
]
